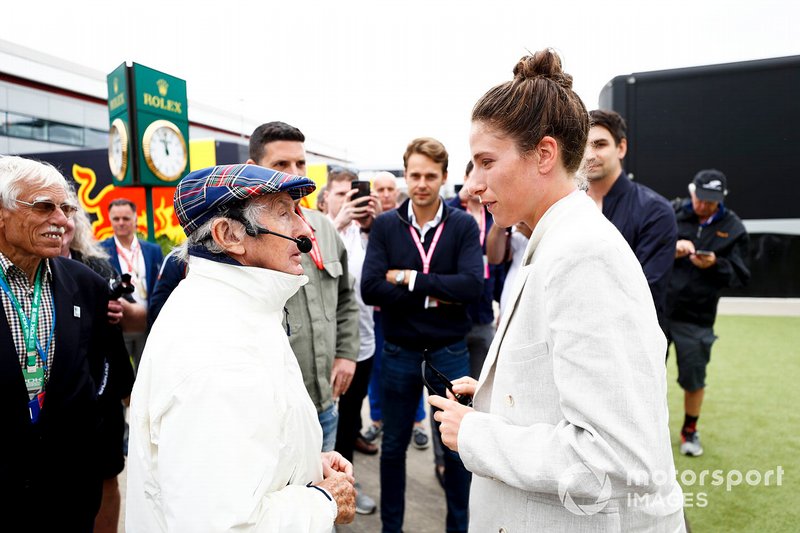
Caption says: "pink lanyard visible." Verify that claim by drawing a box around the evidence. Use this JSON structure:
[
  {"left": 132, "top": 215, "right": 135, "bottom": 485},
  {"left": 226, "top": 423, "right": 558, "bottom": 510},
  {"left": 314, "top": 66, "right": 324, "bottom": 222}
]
[
  {"left": 409, "top": 222, "right": 445, "bottom": 274},
  {"left": 116, "top": 241, "right": 141, "bottom": 276}
]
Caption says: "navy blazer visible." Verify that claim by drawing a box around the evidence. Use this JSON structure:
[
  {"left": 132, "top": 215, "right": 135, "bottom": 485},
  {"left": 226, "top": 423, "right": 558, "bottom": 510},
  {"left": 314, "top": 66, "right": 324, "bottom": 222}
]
[
  {"left": 0, "top": 257, "right": 128, "bottom": 532},
  {"left": 100, "top": 237, "right": 164, "bottom": 300}
]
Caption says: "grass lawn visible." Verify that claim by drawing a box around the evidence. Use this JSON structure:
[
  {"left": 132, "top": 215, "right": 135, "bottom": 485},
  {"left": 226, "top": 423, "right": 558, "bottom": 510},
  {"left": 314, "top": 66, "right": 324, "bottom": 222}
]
[{"left": 666, "top": 315, "right": 800, "bottom": 532}]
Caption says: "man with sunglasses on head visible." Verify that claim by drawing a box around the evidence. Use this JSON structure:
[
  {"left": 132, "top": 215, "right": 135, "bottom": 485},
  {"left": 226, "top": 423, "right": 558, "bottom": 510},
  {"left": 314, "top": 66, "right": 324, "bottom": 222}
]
[
  {"left": 362, "top": 137, "right": 484, "bottom": 533},
  {"left": 0, "top": 156, "right": 128, "bottom": 532}
]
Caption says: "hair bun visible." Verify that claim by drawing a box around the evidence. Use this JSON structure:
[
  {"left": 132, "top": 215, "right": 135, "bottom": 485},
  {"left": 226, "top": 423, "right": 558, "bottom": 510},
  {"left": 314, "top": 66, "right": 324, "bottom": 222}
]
[{"left": 513, "top": 49, "right": 573, "bottom": 90}]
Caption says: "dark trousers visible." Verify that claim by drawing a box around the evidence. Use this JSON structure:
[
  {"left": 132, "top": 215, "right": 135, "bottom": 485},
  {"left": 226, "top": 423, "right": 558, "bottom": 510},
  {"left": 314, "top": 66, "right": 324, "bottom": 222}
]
[
  {"left": 335, "top": 356, "right": 375, "bottom": 463},
  {"left": 380, "top": 340, "right": 471, "bottom": 533}
]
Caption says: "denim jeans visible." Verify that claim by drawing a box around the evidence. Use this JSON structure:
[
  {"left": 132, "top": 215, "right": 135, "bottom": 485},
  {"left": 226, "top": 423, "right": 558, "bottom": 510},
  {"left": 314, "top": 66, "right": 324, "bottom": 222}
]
[
  {"left": 369, "top": 310, "right": 427, "bottom": 423},
  {"left": 318, "top": 403, "right": 339, "bottom": 452},
  {"left": 380, "top": 340, "right": 471, "bottom": 533}
]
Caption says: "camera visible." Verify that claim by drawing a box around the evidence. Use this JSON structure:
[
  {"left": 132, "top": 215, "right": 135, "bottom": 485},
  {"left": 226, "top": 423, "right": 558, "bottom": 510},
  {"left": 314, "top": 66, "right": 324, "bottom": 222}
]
[{"left": 108, "top": 273, "right": 135, "bottom": 301}]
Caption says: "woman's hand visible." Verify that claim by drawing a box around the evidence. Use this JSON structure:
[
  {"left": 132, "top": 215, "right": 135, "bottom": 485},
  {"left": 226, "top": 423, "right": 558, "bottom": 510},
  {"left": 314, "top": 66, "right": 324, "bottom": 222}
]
[
  {"left": 429, "top": 391, "right": 475, "bottom": 452},
  {"left": 451, "top": 376, "right": 478, "bottom": 398}
]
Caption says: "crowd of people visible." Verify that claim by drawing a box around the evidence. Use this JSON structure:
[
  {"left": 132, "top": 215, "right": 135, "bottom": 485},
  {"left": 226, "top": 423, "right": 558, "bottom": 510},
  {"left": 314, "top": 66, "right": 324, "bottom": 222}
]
[{"left": 0, "top": 47, "right": 751, "bottom": 533}]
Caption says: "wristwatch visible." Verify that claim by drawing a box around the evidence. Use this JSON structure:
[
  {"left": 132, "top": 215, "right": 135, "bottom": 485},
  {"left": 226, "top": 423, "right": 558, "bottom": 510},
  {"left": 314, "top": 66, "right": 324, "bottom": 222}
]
[{"left": 395, "top": 270, "right": 405, "bottom": 285}]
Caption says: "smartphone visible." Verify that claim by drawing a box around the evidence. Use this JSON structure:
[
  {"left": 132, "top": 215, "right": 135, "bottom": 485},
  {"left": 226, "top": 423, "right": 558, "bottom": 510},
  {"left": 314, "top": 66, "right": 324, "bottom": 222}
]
[
  {"left": 695, "top": 249, "right": 713, "bottom": 256},
  {"left": 351, "top": 180, "right": 371, "bottom": 201}
]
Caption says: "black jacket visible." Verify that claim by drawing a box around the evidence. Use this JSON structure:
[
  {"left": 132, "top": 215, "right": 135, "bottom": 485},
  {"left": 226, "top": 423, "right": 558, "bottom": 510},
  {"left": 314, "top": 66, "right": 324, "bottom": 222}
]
[
  {"left": 667, "top": 199, "right": 751, "bottom": 327},
  {"left": 0, "top": 257, "right": 128, "bottom": 532},
  {"left": 361, "top": 198, "right": 484, "bottom": 350},
  {"left": 603, "top": 172, "right": 677, "bottom": 325}
]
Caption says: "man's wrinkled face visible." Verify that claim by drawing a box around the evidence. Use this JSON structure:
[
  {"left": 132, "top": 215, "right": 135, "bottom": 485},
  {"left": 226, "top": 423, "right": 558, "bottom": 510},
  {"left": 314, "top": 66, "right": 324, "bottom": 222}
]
[
  {"left": 240, "top": 192, "right": 309, "bottom": 275},
  {"left": 374, "top": 175, "right": 398, "bottom": 211},
  {"left": 0, "top": 183, "right": 70, "bottom": 260}
]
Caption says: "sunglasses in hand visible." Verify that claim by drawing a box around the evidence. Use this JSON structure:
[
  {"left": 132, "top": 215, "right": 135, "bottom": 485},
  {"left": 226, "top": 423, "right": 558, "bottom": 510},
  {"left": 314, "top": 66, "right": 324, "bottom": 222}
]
[{"left": 421, "top": 352, "right": 472, "bottom": 407}]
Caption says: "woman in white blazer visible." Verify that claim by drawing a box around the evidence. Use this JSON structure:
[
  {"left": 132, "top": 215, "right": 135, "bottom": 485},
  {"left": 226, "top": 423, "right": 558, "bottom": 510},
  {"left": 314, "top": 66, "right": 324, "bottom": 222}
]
[{"left": 429, "top": 49, "right": 686, "bottom": 532}]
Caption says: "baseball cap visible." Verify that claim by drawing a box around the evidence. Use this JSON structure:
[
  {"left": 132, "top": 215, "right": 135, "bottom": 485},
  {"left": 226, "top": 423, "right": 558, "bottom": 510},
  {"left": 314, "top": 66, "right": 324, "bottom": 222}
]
[
  {"left": 174, "top": 163, "right": 315, "bottom": 236},
  {"left": 692, "top": 169, "right": 727, "bottom": 203}
]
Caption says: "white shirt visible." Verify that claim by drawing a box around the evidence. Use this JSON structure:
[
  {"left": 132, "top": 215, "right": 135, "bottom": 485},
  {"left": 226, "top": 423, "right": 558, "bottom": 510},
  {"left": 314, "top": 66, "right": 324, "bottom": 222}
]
[
  {"left": 338, "top": 221, "right": 375, "bottom": 362},
  {"left": 498, "top": 228, "right": 530, "bottom": 317},
  {"left": 406, "top": 198, "right": 444, "bottom": 293},
  {"left": 113, "top": 235, "right": 148, "bottom": 305}
]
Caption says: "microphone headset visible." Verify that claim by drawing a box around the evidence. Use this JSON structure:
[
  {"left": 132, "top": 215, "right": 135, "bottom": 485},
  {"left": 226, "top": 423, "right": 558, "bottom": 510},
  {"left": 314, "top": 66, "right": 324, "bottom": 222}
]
[
  {"left": 241, "top": 221, "right": 313, "bottom": 253},
  {"left": 224, "top": 205, "right": 313, "bottom": 253}
]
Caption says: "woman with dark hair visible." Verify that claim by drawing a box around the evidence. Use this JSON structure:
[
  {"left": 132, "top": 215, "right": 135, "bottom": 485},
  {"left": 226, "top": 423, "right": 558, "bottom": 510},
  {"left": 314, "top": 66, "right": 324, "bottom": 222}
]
[{"left": 430, "top": 49, "right": 685, "bottom": 531}]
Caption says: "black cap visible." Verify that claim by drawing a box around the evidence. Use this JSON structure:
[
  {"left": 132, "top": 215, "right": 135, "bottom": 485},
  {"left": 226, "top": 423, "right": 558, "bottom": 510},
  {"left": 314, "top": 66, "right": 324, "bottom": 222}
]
[{"left": 692, "top": 169, "right": 727, "bottom": 203}]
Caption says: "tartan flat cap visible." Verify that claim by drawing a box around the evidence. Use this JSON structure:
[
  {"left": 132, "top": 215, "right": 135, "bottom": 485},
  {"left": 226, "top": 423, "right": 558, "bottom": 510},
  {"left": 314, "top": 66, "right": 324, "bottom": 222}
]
[{"left": 174, "top": 164, "right": 316, "bottom": 235}]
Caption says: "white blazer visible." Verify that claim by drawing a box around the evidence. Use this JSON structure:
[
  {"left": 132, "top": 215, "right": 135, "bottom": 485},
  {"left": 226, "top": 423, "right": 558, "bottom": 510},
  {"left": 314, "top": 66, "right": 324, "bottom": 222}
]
[{"left": 459, "top": 191, "right": 685, "bottom": 533}]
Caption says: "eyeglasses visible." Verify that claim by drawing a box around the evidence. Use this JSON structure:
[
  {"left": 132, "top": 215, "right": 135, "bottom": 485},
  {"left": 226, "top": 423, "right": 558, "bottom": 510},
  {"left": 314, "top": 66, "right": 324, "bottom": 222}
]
[
  {"left": 15, "top": 199, "right": 79, "bottom": 219},
  {"left": 421, "top": 351, "right": 472, "bottom": 407}
]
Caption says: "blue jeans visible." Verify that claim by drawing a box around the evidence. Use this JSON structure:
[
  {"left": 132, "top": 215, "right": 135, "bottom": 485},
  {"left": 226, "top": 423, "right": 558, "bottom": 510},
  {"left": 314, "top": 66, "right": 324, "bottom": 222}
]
[
  {"left": 380, "top": 340, "right": 471, "bottom": 533},
  {"left": 318, "top": 403, "right": 339, "bottom": 452},
  {"left": 369, "top": 310, "right": 426, "bottom": 423}
]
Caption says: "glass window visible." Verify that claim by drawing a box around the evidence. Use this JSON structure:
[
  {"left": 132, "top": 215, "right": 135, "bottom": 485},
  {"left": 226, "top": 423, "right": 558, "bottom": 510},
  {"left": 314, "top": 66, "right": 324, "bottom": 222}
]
[
  {"left": 4, "top": 112, "right": 46, "bottom": 141},
  {"left": 48, "top": 121, "right": 84, "bottom": 146},
  {"left": 84, "top": 127, "right": 108, "bottom": 148}
]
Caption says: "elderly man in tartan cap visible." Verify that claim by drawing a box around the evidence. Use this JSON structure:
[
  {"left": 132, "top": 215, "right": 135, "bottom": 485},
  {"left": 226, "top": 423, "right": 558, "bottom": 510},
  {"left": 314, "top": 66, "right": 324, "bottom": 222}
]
[{"left": 126, "top": 164, "right": 356, "bottom": 532}]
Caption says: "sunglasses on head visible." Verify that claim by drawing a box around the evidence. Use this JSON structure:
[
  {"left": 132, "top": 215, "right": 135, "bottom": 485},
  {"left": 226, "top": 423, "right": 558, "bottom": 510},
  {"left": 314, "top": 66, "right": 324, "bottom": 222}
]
[
  {"left": 16, "top": 199, "right": 78, "bottom": 219},
  {"left": 421, "top": 350, "right": 472, "bottom": 407}
]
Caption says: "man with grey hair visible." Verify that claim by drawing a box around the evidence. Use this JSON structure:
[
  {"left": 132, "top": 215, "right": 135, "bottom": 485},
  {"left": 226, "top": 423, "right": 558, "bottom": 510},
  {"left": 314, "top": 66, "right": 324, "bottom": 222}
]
[
  {"left": 126, "top": 163, "right": 356, "bottom": 531},
  {"left": 0, "top": 156, "right": 128, "bottom": 532}
]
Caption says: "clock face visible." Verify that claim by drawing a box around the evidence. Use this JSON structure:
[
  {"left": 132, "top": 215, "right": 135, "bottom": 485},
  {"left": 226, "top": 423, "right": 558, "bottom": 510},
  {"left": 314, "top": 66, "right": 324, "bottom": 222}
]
[
  {"left": 143, "top": 120, "right": 188, "bottom": 182},
  {"left": 108, "top": 118, "right": 129, "bottom": 181}
]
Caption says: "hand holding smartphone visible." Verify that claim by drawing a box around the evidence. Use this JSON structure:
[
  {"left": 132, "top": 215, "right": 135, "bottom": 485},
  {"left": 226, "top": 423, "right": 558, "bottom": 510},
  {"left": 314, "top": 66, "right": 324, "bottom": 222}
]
[{"left": 351, "top": 180, "right": 371, "bottom": 205}]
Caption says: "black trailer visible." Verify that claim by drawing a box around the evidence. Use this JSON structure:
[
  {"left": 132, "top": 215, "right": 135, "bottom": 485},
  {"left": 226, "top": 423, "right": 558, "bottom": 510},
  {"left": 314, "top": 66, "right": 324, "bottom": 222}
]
[{"left": 599, "top": 55, "right": 800, "bottom": 297}]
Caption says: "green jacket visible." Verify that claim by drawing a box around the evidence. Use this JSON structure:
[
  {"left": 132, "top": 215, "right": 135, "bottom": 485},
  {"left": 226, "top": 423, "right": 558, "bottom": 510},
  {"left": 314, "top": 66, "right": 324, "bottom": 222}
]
[{"left": 284, "top": 208, "right": 359, "bottom": 412}]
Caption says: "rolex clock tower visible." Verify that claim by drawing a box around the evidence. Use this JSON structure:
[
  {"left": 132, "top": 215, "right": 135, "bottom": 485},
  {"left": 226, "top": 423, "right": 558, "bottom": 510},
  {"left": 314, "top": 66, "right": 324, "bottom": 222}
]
[{"left": 106, "top": 62, "right": 190, "bottom": 240}]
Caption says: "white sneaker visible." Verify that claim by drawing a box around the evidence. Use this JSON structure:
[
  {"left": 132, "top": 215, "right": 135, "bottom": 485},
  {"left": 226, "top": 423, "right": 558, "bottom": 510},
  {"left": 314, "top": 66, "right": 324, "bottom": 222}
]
[
  {"left": 680, "top": 432, "right": 704, "bottom": 457},
  {"left": 355, "top": 483, "right": 376, "bottom": 515}
]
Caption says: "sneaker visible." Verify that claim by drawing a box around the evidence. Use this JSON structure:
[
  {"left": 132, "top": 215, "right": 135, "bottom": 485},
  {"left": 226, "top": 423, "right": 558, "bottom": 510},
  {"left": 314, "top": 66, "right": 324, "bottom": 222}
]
[
  {"left": 355, "top": 483, "right": 376, "bottom": 515},
  {"left": 411, "top": 426, "right": 430, "bottom": 450},
  {"left": 361, "top": 423, "right": 383, "bottom": 443},
  {"left": 680, "top": 432, "right": 704, "bottom": 457}
]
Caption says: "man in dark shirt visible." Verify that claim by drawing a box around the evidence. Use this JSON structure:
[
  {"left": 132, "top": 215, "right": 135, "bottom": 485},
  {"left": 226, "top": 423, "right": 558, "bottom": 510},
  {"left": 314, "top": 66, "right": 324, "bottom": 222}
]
[
  {"left": 667, "top": 169, "right": 750, "bottom": 457},
  {"left": 583, "top": 110, "right": 677, "bottom": 329},
  {"left": 362, "top": 137, "right": 484, "bottom": 533}
]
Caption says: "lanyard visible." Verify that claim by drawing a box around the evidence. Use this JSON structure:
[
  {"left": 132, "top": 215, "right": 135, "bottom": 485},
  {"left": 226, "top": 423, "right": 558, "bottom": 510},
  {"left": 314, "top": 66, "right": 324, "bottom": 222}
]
[
  {"left": 295, "top": 209, "right": 324, "bottom": 270},
  {"left": 479, "top": 207, "right": 486, "bottom": 247},
  {"left": 409, "top": 222, "right": 445, "bottom": 274},
  {"left": 116, "top": 239, "right": 141, "bottom": 276},
  {"left": 0, "top": 263, "right": 54, "bottom": 373}
]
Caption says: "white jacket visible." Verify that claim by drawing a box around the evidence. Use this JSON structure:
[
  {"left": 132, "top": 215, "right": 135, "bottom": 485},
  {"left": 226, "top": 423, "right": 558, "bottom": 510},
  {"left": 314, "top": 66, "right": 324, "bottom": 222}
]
[
  {"left": 126, "top": 256, "right": 336, "bottom": 532},
  {"left": 459, "top": 191, "right": 685, "bottom": 532}
]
